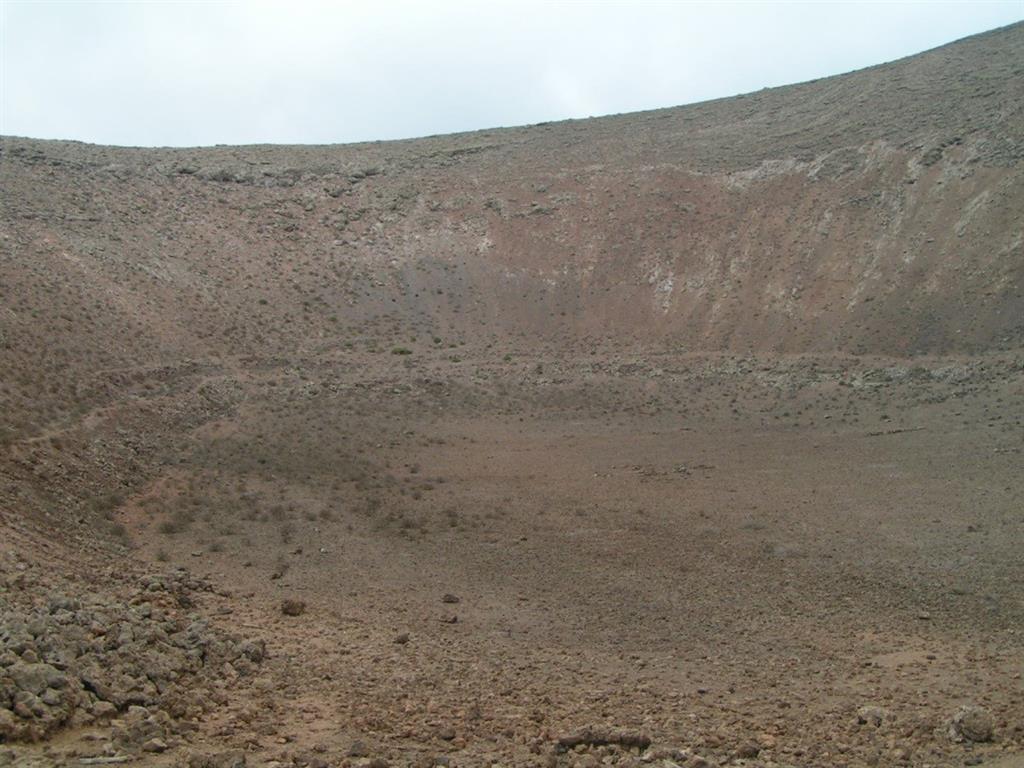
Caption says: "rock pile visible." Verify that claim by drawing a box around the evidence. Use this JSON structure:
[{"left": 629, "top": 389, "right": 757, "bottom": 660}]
[{"left": 0, "top": 569, "right": 264, "bottom": 743}]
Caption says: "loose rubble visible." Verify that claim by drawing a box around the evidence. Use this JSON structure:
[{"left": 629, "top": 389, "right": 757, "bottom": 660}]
[{"left": 0, "top": 570, "right": 264, "bottom": 746}]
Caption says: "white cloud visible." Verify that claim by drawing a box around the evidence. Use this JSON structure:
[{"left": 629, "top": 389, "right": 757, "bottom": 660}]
[
  {"left": 1, "top": 0, "right": 1020, "bottom": 146},
  {"left": 541, "top": 66, "right": 600, "bottom": 119}
]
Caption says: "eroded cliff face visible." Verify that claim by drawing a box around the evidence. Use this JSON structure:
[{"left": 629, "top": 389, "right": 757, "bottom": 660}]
[{"left": 364, "top": 135, "right": 1023, "bottom": 355}]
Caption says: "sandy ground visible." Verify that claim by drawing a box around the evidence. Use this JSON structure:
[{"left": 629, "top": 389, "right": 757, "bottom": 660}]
[{"left": 5, "top": 351, "right": 1022, "bottom": 767}]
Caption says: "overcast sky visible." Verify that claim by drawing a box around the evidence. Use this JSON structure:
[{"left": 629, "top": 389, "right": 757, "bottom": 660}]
[{"left": 1, "top": 1, "right": 1021, "bottom": 148}]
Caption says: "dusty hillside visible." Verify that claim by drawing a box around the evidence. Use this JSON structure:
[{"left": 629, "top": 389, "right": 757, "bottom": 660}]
[
  {"left": 2, "top": 22, "right": 1023, "bottom": 438},
  {"left": 1, "top": 21, "right": 1024, "bottom": 768}
]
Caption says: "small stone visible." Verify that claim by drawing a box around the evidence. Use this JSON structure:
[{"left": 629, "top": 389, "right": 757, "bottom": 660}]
[
  {"left": 949, "top": 704, "right": 994, "bottom": 743},
  {"left": 41, "top": 688, "right": 62, "bottom": 706},
  {"left": 91, "top": 701, "right": 118, "bottom": 719},
  {"left": 393, "top": 633, "right": 410, "bottom": 645},
  {"left": 857, "top": 705, "right": 887, "bottom": 727},
  {"left": 757, "top": 733, "right": 777, "bottom": 749},
  {"left": 348, "top": 740, "right": 369, "bottom": 757},
  {"left": 734, "top": 742, "right": 760, "bottom": 759},
  {"left": 239, "top": 639, "right": 266, "bottom": 663},
  {"left": 9, "top": 662, "right": 65, "bottom": 695},
  {"left": 143, "top": 737, "right": 169, "bottom": 753}
]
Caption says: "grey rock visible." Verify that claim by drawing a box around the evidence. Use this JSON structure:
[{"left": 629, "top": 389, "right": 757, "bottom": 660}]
[
  {"left": 143, "top": 737, "right": 169, "bottom": 752},
  {"left": 857, "top": 705, "right": 887, "bottom": 727},
  {"left": 949, "top": 704, "right": 994, "bottom": 743},
  {"left": 8, "top": 662, "right": 65, "bottom": 695}
]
